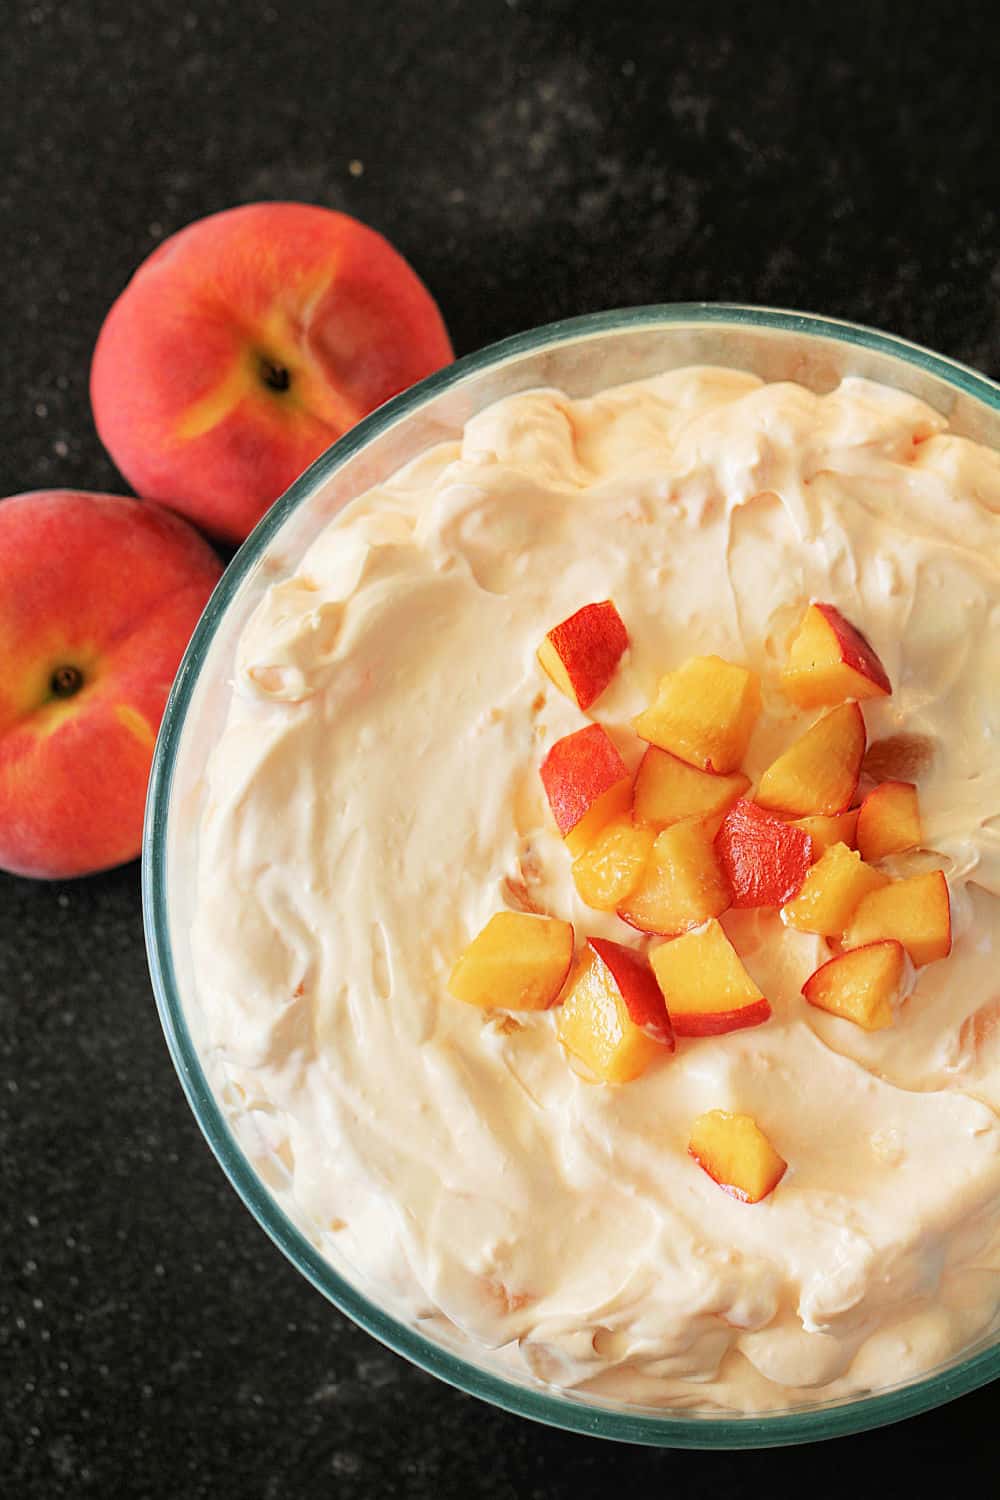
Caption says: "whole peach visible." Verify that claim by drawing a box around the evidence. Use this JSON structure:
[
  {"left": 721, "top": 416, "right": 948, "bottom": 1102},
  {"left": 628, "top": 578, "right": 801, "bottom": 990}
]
[
  {"left": 90, "top": 202, "right": 454, "bottom": 543},
  {"left": 0, "top": 491, "right": 222, "bottom": 878}
]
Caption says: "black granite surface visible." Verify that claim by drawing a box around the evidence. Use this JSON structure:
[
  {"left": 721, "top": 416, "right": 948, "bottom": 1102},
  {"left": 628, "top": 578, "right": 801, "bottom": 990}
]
[{"left": 2, "top": 1, "right": 997, "bottom": 1493}]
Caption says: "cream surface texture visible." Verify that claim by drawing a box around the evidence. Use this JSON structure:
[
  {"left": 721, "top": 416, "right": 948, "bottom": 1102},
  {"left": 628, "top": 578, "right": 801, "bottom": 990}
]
[{"left": 190, "top": 367, "right": 1000, "bottom": 1411}]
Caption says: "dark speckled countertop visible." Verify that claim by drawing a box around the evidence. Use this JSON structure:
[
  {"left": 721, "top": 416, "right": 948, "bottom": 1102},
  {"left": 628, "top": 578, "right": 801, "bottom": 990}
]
[{"left": 1, "top": 1, "right": 997, "bottom": 1493}]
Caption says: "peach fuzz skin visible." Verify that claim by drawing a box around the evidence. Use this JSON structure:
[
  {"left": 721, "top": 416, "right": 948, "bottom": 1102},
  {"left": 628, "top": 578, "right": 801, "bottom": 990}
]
[
  {"left": 90, "top": 202, "right": 454, "bottom": 544},
  {"left": 0, "top": 491, "right": 222, "bottom": 878}
]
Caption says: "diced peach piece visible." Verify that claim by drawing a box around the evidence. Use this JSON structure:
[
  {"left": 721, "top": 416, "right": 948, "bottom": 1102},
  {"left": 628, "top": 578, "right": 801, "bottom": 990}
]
[
  {"left": 688, "top": 1110, "right": 787, "bottom": 1204},
  {"left": 781, "top": 602, "right": 892, "bottom": 709},
  {"left": 632, "top": 745, "right": 750, "bottom": 831},
  {"left": 447, "top": 912, "right": 574, "bottom": 1010},
  {"left": 633, "top": 655, "right": 761, "bottom": 774},
  {"left": 802, "top": 940, "right": 905, "bottom": 1031},
  {"left": 571, "top": 815, "right": 656, "bottom": 911},
  {"left": 617, "top": 818, "right": 731, "bottom": 936},
  {"left": 714, "top": 799, "right": 813, "bottom": 908},
  {"left": 651, "top": 918, "right": 771, "bottom": 1036},
  {"left": 842, "top": 870, "right": 952, "bottom": 968},
  {"left": 793, "top": 808, "right": 859, "bottom": 858},
  {"left": 536, "top": 600, "right": 629, "bottom": 711},
  {"left": 856, "top": 780, "right": 922, "bottom": 863},
  {"left": 539, "top": 724, "right": 632, "bottom": 856},
  {"left": 556, "top": 937, "right": 674, "bottom": 1083},
  {"left": 756, "top": 703, "right": 866, "bottom": 817},
  {"left": 781, "top": 842, "right": 889, "bottom": 936}
]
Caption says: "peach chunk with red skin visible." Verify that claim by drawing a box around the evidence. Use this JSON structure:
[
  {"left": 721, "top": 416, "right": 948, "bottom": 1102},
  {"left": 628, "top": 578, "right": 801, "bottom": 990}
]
[
  {"left": 756, "top": 702, "right": 867, "bottom": 817},
  {"left": 802, "top": 940, "right": 906, "bottom": 1032},
  {"left": 571, "top": 815, "right": 655, "bottom": 911},
  {"left": 781, "top": 602, "right": 892, "bottom": 709},
  {"left": 688, "top": 1110, "right": 787, "bottom": 1204},
  {"left": 714, "top": 799, "right": 813, "bottom": 908},
  {"left": 537, "top": 601, "right": 629, "bottom": 710},
  {"left": 632, "top": 746, "right": 750, "bottom": 832},
  {"left": 842, "top": 870, "right": 951, "bottom": 968},
  {"left": 447, "top": 911, "right": 574, "bottom": 1011},
  {"left": 651, "top": 918, "right": 771, "bottom": 1036},
  {"left": 781, "top": 842, "right": 888, "bottom": 936},
  {"left": 633, "top": 655, "right": 761, "bottom": 774},
  {"left": 539, "top": 724, "right": 632, "bottom": 856},
  {"left": 0, "top": 490, "right": 222, "bottom": 879},
  {"left": 617, "top": 818, "right": 731, "bottom": 936},
  {"left": 856, "top": 780, "right": 922, "bottom": 863},
  {"left": 556, "top": 937, "right": 674, "bottom": 1083},
  {"left": 90, "top": 203, "right": 454, "bottom": 543}
]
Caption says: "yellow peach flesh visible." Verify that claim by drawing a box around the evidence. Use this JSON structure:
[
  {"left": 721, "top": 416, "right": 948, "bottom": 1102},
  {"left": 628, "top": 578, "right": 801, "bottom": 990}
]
[
  {"left": 688, "top": 1110, "right": 787, "bottom": 1203},
  {"left": 633, "top": 655, "right": 760, "bottom": 774},
  {"left": 448, "top": 911, "right": 574, "bottom": 1010},
  {"left": 556, "top": 946, "right": 666, "bottom": 1083},
  {"left": 781, "top": 842, "right": 888, "bottom": 935},
  {"left": 571, "top": 816, "right": 655, "bottom": 911}
]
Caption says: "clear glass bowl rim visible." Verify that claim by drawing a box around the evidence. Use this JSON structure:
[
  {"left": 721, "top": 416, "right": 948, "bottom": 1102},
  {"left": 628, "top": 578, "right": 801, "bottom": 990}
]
[{"left": 142, "top": 303, "right": 1000, "bottom": 1448}]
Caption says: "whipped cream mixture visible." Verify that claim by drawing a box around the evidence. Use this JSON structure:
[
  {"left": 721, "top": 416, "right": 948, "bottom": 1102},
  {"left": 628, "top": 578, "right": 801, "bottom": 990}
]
[{"left": 191, "top": 367, "right": 1000, "bottom": 1410}]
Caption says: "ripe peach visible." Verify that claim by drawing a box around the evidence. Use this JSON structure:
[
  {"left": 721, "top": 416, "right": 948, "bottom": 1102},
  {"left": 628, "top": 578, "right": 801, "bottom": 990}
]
[
  {"left": 91, "top": 203, "right": 453, "bottom": 543},
  {"left": 0, "top": 491, "right": 222, "bottom": 878}
]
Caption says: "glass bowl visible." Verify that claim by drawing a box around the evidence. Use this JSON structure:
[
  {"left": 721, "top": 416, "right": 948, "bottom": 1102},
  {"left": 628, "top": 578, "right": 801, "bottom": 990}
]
[{"left": 143, "top": 305, "right": 1000, "bottom": 1447}]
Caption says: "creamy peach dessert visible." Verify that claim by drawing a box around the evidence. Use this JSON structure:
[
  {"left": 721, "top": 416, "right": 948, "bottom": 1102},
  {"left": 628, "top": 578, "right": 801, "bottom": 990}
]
[{"left": 191, "top": 367, "right": 1000, "bottom": 1410}]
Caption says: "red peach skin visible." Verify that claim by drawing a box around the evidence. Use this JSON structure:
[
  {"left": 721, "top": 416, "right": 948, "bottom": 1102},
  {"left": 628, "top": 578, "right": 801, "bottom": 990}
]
[
  {"left": 539, "top": 724, "right": 631, "bottom": 856},
  {"left": 537, "top": 601, "right": 629, "bottom": 710},
  {"left": 90, "top": 203, "right": 454, "bottom": 543},
  {"left": 0, "top": 491, "right": 222, "bottom": 878},
  {"left": 588, "top": 937, "right": 675, "bottom": 1046},
  {"left": 714, "top": 799, "right": 813, "bottom": 908}
]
